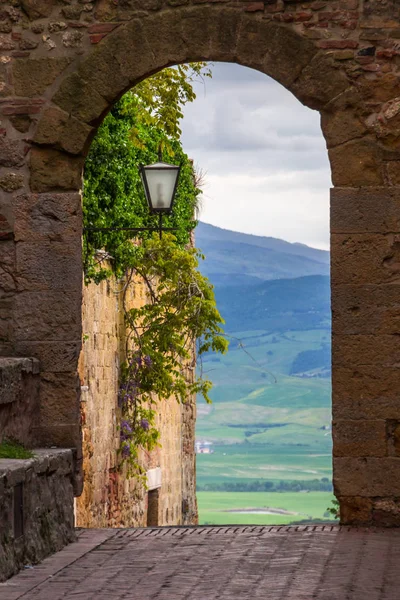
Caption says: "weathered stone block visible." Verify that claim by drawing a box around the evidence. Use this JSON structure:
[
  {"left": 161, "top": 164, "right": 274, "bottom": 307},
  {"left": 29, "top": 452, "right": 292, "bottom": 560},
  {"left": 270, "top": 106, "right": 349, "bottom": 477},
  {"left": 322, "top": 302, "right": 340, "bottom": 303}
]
[
  {"left": 372, "top": 498, "right": 400, "bottom": 526},
  {"left": 9, "top": 115, "right": 32, "bottom": 134},
  {"left": 40, "top": 372, "right": 80, "bottom": 424},
  {"left": 76, "top": 41, "right": 130, "bottom": 104},
  {"left": 180, "top": 6, "right": 226, "bottom": 63},
  {"left": 332, "top": 419, "right": 386, "bottom": 457},
  {"left": 0, "top": 242, "right": 16, "bottom": 297},
  {"left": 339, "top": 496, "right": 372, "bottom": 525},
  {"left": 138, "top": 11, "right": 188, "bottom": 70},
  {"left": 30, "top": 148, "right": 83, "bottom": 193},
  {"left": 20, "top": 0, "right": 54, "bottom": 19},
  {"left": 0, "top": 138, "right": 25, "bottom": 168},
  {"left": 0, "top": 211, "right": 13, "bottom": 241},
  {"left": 331, "top": 187, "right": 400, "bottom": 234},
  {"left": 15, "top": 342, "right": 81, "bottom": 372},
  {"left": 332, "top": 334, "right": 400, "bottom": 367},
  {"left": 14, "top": 290, "right": 81, "bottom": 341},
  {"left": 291, "top": 51, "right": 349, "bottom": 110},
  {"left": 237, "top": 18, "right": 316, "bottom": 90},
  {"left": 12, "top": 58, "right": 70, "bottom": 97},
  {"left": 0, "top": 357, "right": 39, "bottom": 406},
  {"left": 332, "top": 284, "right": 400, "bottom": 335},
  {"left": 0, "top": 173, "right": 24, "bottom": 193},
  {"left": 321, "top": 109, "right": 367, "bottom": 148},
  {"left": 329, "top": 138, "right": 384, "bottom": 186},
  {"left": 386, "top": 420, "right": 400, "bottom": 457},
  {"left": 333, "top": 366, "right": 400, "bottom": 420},
  {"left": 34, "top": 108, "right": 93, "bottom": 156},
  {"left": 14, "top": 192, "right": 82, "bottom": 243},
  {"left": 331, "top": 233, "right": 400, "bottom": 285},
  {"left": 387, "top": 162, "right": 400, "bottom": 186},
  {"left": 52, "top": 72, "right": 109, "bottom": 125},
  {"left": 0, "top": 358, "right": 40, "bottom": 447},
  {"left": 334, "top": 457, "right": 400, "bottom": 496},
  {"left": 16, "top": 240, "right": 82, "bottom": 291},
  {"left": 33, "top": 423, "right": 81, "bottom": 450}
]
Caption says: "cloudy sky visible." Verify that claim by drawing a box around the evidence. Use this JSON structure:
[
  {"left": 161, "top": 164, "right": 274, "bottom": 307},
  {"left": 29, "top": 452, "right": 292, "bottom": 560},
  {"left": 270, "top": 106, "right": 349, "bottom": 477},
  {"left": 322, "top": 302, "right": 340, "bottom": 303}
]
[{"left": 181, "top": 63, "right": 331, "bottom": 251}]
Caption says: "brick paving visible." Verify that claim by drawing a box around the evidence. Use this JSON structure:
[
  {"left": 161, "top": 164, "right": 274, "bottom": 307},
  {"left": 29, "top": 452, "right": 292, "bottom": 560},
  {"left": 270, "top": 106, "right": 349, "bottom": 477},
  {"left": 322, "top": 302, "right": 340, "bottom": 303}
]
[{"left": 1, "top": 526, "right": 400, "bottom": 600}]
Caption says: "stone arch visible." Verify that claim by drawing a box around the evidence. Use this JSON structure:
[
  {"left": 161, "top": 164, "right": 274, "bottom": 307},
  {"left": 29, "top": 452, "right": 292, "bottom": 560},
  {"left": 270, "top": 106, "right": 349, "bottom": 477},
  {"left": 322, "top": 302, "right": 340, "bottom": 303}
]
[
  {"left": 2, "top": 1, "right": 400, "bottom": 525},
  {"left": 31, "top": 8, "right": 367, "bottom": 190}
]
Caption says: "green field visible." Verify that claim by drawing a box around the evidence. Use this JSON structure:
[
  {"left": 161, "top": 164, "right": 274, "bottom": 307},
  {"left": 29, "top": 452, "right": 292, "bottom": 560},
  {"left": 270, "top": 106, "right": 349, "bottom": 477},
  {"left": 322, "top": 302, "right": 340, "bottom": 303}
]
[
  {"left": 196, "top": 329, "right": 333, "bottom": 523},
  {"left": 197, "top": 329, "right": 332, "bottom": 486},
  {"left": 197, "top": 444, "right": 332, "bottom": 486},
  {"left": 198, "top": 492, "right": 335, "bottom": 525}
]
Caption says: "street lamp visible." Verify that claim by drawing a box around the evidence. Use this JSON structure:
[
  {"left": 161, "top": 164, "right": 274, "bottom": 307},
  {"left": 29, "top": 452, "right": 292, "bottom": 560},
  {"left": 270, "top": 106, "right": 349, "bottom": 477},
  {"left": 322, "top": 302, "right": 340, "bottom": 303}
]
[
  {"left": 139, "top": 160, "right": 181, "bottom": 238},
  {"left": 84, "top": 159, "right": 181, "bottom": 239}
]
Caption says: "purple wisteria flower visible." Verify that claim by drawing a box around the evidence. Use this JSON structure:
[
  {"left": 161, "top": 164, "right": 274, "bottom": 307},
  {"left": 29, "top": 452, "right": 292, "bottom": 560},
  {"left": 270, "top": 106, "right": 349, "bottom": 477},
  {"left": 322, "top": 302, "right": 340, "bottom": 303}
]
[
  {"left": 121, "top": 419, "right": 132, "bottom": 434},
  {"left": 144, "top": 355, "right": 152, "bottom": 368},
  {"left": 121, "top": 444, "right": 131, "bottom": 458},
  {"left": 120, "top": 420, "right": 133, "bottom": 441},
  {"left": 140, "top": 418, "right": 150, "bottom": 431}
]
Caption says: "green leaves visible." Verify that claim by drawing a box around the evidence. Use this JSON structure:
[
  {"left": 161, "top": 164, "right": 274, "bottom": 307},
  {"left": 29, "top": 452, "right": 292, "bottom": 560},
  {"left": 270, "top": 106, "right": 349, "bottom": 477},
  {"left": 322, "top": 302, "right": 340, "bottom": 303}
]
[{"left": 125, "top": 234, "right": 228, "bottom": 401}]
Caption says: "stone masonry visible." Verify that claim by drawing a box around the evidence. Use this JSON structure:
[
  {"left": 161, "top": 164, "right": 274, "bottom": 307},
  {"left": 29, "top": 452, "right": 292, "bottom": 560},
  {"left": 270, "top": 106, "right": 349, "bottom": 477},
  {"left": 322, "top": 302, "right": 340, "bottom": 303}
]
[
  {"left": 76, "top": 260, "right": 197, "bottom": 528},
  {"left": 0, "top": 0, "right": 400, "bottom": 526},
  {"left": 0, "top": 449, "right": 75, "bottom": 582},
  {"left": 0, "top": 357, "right": 40, "bottom": 447}
]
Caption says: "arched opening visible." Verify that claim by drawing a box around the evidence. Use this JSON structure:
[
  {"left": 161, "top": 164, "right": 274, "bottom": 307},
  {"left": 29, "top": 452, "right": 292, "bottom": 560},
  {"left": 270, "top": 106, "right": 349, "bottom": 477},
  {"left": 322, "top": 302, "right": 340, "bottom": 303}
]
[
  {"left": 75, "top": 58, "right": 334, "bottom": 528},
  {"left": 7, "top": 5, "right": 398, "bottom": 528}
]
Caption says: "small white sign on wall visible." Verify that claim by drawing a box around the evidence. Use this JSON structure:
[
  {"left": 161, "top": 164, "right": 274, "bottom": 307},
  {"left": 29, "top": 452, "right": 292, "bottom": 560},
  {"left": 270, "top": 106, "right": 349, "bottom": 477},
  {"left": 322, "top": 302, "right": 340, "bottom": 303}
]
[{"left": 147, "top": 467, "right": 162, "bottom": 490}]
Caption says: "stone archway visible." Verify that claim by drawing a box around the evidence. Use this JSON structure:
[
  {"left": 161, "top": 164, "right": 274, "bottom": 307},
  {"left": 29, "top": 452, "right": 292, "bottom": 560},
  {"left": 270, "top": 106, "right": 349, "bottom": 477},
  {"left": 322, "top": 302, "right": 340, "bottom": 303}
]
[{"left": 1, "top": 1, "right": 400, "bottom": 525}]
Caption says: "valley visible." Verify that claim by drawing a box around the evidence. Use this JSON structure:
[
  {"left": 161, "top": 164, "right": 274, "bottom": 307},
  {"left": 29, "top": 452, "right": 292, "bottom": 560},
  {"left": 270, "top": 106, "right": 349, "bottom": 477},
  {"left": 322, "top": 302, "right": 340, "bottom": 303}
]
[{"left": 195, "top": 222, "right": 335, "bottom": 524}]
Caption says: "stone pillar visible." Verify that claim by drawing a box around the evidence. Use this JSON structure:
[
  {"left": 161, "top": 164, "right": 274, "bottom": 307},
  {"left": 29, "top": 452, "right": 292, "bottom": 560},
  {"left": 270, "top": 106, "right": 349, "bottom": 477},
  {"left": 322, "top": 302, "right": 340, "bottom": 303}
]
[
  {"left": 331, "top": 187, "right": 400, "bottom": 526},
  {"left": 12, "top": 191, "right": 84, "bottom": 491}
]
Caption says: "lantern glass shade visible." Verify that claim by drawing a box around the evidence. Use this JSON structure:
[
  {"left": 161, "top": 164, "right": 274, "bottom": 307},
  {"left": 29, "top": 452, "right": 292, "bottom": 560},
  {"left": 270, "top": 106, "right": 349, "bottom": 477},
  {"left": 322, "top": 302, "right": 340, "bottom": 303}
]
[{"left": 140, "top": 161, "right": 180, "bottom": 214}]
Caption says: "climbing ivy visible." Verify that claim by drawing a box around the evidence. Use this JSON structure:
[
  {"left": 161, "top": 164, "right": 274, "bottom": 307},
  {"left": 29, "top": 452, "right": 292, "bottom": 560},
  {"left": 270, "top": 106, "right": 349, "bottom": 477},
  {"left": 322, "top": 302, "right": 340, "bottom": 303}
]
[
  {"left": 119, "top": 234, "right": 228, "bottom": 478},
  {"left": 82, "top": 64, "right": 228, "bottom": 479}
]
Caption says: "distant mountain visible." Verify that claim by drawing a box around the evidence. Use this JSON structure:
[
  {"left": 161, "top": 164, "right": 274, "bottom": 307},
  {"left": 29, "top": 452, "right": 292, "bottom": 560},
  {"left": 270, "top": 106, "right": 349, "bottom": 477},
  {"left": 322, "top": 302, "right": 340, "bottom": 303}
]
[
  {"left": 196, "top": 222, "right": 329, "bottom": 287},
  {"left": 215, "top": 275, "right": 331, "bottom": 334}
]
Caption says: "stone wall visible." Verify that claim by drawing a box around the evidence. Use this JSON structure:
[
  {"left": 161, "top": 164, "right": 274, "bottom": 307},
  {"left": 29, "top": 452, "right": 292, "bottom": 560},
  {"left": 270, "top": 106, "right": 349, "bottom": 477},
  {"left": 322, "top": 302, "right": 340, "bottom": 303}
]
[
  {"left": 0, "top": 449, "right": 75, "bottom": 582},
  {"left": 76, "top": 262, "right": 197, "bottom": 528}
]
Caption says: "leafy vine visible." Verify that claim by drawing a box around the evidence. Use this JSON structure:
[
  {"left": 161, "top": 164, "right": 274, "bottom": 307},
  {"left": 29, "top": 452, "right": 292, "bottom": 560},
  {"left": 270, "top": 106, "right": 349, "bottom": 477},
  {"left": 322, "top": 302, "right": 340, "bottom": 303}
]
[{"left": 117, "top": 234, "right": 228, "bottom": 478}]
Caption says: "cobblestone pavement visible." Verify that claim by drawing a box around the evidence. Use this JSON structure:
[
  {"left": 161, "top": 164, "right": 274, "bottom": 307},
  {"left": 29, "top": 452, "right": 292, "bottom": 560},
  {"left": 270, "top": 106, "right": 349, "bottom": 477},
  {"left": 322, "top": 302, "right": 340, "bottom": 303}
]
[{"left": 2, "top": 525, "right": 400, "bottom": 600}]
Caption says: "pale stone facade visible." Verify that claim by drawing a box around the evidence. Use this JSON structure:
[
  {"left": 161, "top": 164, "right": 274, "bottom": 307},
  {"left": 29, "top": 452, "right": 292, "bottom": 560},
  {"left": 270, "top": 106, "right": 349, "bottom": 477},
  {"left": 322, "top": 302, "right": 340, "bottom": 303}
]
[{"left": 76, "top": 263, "right": 197, "bottom": 528}]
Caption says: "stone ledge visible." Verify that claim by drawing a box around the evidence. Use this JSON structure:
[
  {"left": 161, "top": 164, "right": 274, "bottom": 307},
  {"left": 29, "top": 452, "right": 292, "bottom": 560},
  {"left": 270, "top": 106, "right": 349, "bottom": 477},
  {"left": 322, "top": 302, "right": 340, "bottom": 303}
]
[{"left": 0, "top": 448, "right": 73, "bottom": 482}]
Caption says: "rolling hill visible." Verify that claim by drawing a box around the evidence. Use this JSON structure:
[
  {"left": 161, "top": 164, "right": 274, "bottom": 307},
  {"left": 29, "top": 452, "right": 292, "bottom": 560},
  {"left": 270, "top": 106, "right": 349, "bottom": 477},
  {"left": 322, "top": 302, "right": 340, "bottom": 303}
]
[
  {"left": 196, "top": 222, "right": 330, "bottom": 287},
  {"left": 194, "top": 223, "right": 332, "bottom": 497},
  {"left": 215, "top": 275, "right": 331, "bottom": 334}
]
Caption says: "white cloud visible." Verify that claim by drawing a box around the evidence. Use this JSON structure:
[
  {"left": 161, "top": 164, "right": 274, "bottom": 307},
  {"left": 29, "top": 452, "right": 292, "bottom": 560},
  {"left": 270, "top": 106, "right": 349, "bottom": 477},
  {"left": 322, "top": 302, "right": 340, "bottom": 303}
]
[{"left": 181, "top": 62, "right": 331, "bottom": 250}]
